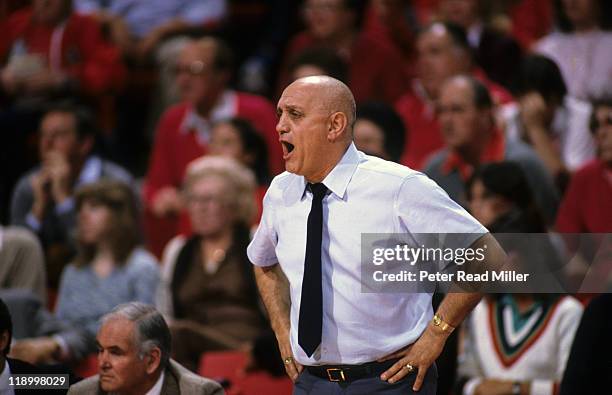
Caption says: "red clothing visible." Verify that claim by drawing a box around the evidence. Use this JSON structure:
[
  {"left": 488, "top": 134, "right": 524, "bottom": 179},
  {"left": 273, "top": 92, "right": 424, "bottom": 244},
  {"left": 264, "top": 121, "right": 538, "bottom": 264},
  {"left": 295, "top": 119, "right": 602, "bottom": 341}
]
[
  {"left": 555, "top": 160, "right": 612, "bottom": 233},
  {"left": 441, "top": 128, "right": 506, "bottom": 180},
  {"left": 508, "top": 0, "right": 553, "bottom": 50},
  {"left": 362, "top": 5, "right": 417, "bottom": 81},
  {"left": 0, "top": 8, "right": 125, "bottom": 94},
  {"left": 144, "top": 92, "right": 279, "bottom": 257},
  {"left": 395, "top": 89, "right": 443, "bottom": 170},
  {"left": 395, "top": 76, "right": 513, "bottom": 170},
  {"left": 278, "top": 32, "right": 408, "bottom": 104}
]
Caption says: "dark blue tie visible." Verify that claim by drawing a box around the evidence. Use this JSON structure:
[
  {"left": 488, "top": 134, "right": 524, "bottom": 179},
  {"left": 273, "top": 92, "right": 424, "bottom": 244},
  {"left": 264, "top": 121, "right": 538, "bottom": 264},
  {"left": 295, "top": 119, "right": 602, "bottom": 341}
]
[{"left": 298, "top": 183, "right": 328, "bottom": 357}]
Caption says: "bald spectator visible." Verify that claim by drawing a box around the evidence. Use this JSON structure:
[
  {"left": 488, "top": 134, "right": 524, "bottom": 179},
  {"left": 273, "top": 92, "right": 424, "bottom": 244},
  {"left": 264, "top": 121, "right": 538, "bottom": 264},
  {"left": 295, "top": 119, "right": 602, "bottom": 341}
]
[
  {"left": 395, "top": 22, "right": 514, "bottom": 169},
  {"left": 437, "top": 0, "right": 523, "bottom": 89},
  {"left": 423, "top": 76, "right": 559, "bottom": 224},
  {"left": 556, "top": 98, "right": 612, "bottom": 233},
  {"left": 278, "top": 0, "right": 408, "bottom": 104},
  {"left": 143, "top": 37, "right": 279, "bottom": 257}
]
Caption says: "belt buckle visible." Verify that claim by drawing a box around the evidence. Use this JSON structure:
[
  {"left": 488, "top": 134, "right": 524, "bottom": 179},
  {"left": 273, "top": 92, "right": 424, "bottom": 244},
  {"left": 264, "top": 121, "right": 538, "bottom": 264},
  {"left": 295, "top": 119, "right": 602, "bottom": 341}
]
[{"left": 326, "top": 368, "right": 346, "bottom": 382}]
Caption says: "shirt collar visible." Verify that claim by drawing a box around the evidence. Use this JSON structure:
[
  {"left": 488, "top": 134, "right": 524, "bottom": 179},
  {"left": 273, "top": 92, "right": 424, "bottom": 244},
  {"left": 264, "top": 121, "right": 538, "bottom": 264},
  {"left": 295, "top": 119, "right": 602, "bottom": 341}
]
[
  {"left": 179, "top": 90, "right": 238, "bottom": 145},
  {"left": 76, "top": 156, "right": 103, "bottom": 187},
  {"left": 441, "top": 127, "right": 506, "bottom": 180},
  {"left": 144, "top": 370, "right": 165, "bottom": 395},
  {"left": 285, "top": 142, "right": 360, "bottom": 203},
  {"left": 0, "top": 360, "right": 14, "bottom": 394}
]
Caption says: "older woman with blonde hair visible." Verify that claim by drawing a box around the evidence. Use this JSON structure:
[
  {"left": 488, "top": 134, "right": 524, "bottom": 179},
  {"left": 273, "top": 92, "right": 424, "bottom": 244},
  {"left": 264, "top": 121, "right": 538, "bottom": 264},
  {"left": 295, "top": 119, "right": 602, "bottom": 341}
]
[{"left": 157, "top": 156, "right": 266, "bottom": 371}]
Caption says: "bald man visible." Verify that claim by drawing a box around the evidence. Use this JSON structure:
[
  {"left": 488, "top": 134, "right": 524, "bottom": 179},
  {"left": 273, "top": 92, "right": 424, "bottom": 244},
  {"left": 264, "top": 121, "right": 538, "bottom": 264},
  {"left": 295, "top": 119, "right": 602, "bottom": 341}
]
[{"left": 248, "top": 76, "right": 503, "bottom": 394}]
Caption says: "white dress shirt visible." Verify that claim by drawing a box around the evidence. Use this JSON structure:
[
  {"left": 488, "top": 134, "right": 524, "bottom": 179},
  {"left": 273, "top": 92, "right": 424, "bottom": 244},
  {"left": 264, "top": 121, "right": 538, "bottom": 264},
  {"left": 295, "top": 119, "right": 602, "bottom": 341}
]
[
  {"left": 145, "top": 370, "right": 165, "bottom": 395},
  {"left": 247, "top": 143, "right": 487, "bottom": 365},
  {"left": 0, "top": 361, "right": 15, "bottom": 395}
]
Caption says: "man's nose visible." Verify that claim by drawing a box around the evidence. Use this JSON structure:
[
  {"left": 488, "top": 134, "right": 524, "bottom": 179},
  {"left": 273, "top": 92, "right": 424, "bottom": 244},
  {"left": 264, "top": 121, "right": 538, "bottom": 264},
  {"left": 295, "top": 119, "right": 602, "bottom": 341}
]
[
  {"left": 98, "top": 352, "right": 110, "bottom": 369},
  {"left": 276, "top": 116, "right": 288, "bottom": 135}
]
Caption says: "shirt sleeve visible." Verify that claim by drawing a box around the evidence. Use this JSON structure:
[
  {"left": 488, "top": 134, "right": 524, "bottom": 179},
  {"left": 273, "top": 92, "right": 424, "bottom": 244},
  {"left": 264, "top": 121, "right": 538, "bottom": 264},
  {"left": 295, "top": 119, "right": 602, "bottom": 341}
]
[
  {"left": 247, "top": 189, "right": 279, "bottom": 267},
  {"left": 395, "top": 174, "right": 488, "bottom": 244}
]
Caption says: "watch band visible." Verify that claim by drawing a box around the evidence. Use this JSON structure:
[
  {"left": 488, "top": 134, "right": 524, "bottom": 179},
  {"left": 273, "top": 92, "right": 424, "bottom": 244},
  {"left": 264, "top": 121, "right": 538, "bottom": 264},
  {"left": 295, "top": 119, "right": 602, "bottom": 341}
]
[{"left": 432, "top": 313, "right": 455, "bottom": 333}]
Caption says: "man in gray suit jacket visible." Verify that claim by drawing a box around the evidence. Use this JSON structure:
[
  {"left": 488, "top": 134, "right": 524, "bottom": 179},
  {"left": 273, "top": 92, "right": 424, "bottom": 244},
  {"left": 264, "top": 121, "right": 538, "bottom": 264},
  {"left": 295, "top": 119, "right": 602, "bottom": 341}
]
[
  {"left": 68, "top": 303, "right": 223, "bottom": 395},
  {"left": 10, "top": 102, "right": 133, "bottom": 287}
]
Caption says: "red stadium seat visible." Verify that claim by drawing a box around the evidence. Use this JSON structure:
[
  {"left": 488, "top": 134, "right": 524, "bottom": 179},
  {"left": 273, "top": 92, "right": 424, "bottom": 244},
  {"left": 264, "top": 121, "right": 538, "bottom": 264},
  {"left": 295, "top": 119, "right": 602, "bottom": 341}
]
[{"left": 199, "top": 351, "right": 292, "bottom": 395}]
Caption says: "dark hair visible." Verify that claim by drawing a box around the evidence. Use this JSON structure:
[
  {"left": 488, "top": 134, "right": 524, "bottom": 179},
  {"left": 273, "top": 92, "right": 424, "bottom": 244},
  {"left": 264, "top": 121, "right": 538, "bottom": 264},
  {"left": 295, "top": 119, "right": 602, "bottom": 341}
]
[
  {"left": 466, "top": 161, "right": 546, "bottom": 232},
  {"left": 74, "top": 180, "right": 140, "bottom": 266},
  {"left": 343, "top": 0, "right": 368, "bottom": 28},
  {"left": 554, "top": 0, "right": 612, "bottom": 32},
  {"left": 420, "top": 21, "right": 471, "bottom": 53},
  {"left": 211, "top": 38, "right": 235, "bottom": 74},
  {"left": 469, "top": 76, "right": 493, "bottom": 109},
  {"left": 356, "top": 101, "right": 406, "bottom": 163},
  {"left": 288, "top": 46, "right": 349, "bottom": 84},
  {"left": 216, "top": 118, "right": 271, "bottom": 185},
  {"left": 41, "top": 101, "right": 97, "bottom": 140},
  {"left": 590, "top": 97, "right": 612, "bottom": 133},
  {"left": 515, "top": 54, "right": 567, "bottom": 104},
  {"left": 0, "top": 298, "right": 12, "bottom": 355}
]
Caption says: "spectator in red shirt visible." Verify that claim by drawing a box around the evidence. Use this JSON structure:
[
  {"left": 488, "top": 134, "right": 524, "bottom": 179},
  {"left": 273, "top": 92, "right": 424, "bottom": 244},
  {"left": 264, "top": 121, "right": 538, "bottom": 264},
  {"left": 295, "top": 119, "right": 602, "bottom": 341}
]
[
  {"left": 556, "top": 99, "right": 612, "bottom": 233},
  {"left": 0, "top": 0, "right": 125, "bottom": 98},
  {"left": 423, "top": 75, "right": 558, "bottom": 224},
  {"left": 143, "top": 37, "right": 279, "bottom": 257},
  {"left": 277, "top": 0, "right": 408, "bottom": 104},
  {"left": 395, "top": 22, "right": 513, "bottom": 169}
]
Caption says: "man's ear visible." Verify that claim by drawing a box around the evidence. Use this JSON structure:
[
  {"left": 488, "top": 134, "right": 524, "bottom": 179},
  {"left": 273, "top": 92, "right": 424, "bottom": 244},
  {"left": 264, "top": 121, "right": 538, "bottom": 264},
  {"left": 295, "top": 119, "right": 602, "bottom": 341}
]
[
  {"left": 327, "top": 112, "right": 348, "bottom": 142},
  {"left": 145, "top": 347, "right": 162, "bottom": 374}
]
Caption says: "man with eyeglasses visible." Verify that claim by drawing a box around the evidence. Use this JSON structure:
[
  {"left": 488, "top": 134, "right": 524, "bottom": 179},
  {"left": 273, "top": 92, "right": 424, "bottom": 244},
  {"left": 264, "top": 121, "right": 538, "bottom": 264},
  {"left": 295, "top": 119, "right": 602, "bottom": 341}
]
[{"left": 143, "top": 37, "right": 280, "bottom": 257}]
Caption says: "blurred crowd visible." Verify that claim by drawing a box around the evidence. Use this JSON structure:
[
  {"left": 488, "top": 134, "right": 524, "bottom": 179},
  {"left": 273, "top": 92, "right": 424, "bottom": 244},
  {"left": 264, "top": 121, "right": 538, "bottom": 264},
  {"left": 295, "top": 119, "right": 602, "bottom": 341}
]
[{"left": 0, "top": 0, "right": 611, "bottom": 394}]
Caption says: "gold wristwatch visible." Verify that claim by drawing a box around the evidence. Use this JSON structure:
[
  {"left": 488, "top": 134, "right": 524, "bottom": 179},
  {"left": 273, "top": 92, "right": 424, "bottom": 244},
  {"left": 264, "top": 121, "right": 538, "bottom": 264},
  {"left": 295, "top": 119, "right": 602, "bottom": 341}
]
[{"left": 432, "top": 313, "right": 455, "bottom": 333}]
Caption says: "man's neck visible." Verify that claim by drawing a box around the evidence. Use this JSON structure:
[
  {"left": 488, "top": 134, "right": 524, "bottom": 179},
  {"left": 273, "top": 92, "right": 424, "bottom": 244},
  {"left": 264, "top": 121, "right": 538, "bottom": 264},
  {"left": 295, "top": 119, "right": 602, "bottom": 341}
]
[
  {"left": 304, "top": 143, "right": 350, "bottom": 183},
  {"left": 194, "top": 90, "right": 224, "bottom": 118},
  {"left": 456, "top": 134, "right": 490, "bottom": 166}
]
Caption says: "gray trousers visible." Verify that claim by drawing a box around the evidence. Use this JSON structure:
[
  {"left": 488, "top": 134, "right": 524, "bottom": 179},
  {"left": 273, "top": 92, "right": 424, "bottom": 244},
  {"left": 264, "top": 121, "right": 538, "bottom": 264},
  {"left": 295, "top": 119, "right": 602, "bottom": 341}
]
[{"left": 293, "top": 363, "right": 437, "bottom": 394}]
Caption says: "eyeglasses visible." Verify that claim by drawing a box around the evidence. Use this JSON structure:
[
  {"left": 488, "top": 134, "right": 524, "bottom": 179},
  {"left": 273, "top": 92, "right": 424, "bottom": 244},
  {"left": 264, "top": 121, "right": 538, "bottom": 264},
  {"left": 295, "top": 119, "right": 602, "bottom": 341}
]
[
  {"left": 186, "top": 194, "right": 225, "bottom": 207},
  {"left": 172, "top": 60, "right": 207, "bottom": 76}
]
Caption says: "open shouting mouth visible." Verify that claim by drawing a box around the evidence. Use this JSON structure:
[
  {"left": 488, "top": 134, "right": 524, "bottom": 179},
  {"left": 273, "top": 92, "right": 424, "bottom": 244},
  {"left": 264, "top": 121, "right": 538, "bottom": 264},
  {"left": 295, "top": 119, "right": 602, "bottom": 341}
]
[{"left": 281, "top": 141, "right": 295, "bottom": 159}]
